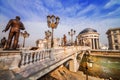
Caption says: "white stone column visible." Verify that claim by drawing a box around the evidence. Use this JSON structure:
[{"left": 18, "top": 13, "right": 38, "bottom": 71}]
[
  {"left": 96, "top": 38, "right": 99, "bottom": 49},
  {"left": 91, "top": 39, "right": 93, "bottom": 49},
  {"left": 90, "top": 38, "right": 92, "bottom": 49},
  {"left": 111, "top": 32, "right": 115, "bottom": 49},
  {"left": 95, "top": 38, "right": 98, "bottom": 49},
  {"left": 92, "top": 38, "right": 95, "bottom": 49}
]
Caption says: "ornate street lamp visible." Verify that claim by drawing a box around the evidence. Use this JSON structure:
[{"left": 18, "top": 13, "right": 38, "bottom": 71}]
[
  {"left": 21, "top": 31, "right": 30, "bottom": 47},
  {"left": 45, "top": 30, "right": 51, "bottom": 48},
  {"left": 84, "top": 53, "right": 92, "bottom": 80},
  {"left": 68, "top": 29, "right": 76, "bottom": 45},
  {"left": 47, "top": 15, "right": 60, "bottom": 48}
]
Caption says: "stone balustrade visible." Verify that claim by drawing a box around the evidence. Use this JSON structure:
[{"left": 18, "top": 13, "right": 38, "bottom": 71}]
[
  {"left": 20, "top": 49, "right": 51, "bottom": 67},
  {"left": 0, "top": 46, "right": 91, "bottom": 80}
]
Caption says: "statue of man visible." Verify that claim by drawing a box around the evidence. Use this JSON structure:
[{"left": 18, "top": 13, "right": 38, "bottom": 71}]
[
  {"left": 1, "top": 37, "right": 6, "bottom": 48},
  {"left": 63, "top": 34, "right": 67, "bottom": 46},
  {"left": 2, "top": 16, "right": 25, "bottom": 50}
]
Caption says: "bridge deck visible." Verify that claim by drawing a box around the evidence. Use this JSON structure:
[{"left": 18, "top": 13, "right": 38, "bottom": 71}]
[{"left": 0, "top": 46, "right": 90, "bottom": 80}]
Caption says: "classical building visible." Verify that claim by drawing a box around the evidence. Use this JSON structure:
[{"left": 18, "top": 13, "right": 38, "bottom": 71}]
[
  {"left": 106, "top": 28, "right": 120, "bottom": 50},
  {"left": 36, "top": 39, "right": 47, "bottom": 49},
  {"left": 36, "top": 38, "right": 60, "bottom": 49},
  {"left": 77, "top": 28, "right": 100, "bottom": 49}
]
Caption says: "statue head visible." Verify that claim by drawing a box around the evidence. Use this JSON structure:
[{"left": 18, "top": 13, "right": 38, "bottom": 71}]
[
  {"left": 16, "top": 16, "right": 20, "bottom": 20},
  {"left": 3, "top": 37, "right": 6, "bottom": 39}
]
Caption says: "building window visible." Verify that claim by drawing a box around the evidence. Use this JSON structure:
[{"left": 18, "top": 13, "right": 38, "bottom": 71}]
[
  {"left": 114, "top": 40, "right": 118, "bottom": 43},
  {"left": 113, "top": 31, "right": 116, "bottom": 34},
  {"left": 115, "top": 45, "right": 119, "bottom": 50},
  {"left": 114, "top": 34, "right": 117, "bottom": 39}
]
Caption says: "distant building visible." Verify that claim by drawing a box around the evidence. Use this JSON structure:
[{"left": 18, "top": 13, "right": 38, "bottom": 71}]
[
  {"left": 106, "top": 28, "right": 120, "bottom": 50},
  {"left": 36, "top": 38, "right": 60, "bottom": 49},
  {"left": 77, "top": 28, "right": 100, "bottom": 49},
  {"left": 100, "top": 44, "right": 108, "bottom": 50},
  {"left": 36, "top": 39, "right": 47, "bottom": 49}
]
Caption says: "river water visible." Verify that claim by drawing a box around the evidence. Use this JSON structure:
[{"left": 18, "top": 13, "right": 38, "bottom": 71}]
[{"left": 79, "top": 55, "right": 120, "bottom": 80}]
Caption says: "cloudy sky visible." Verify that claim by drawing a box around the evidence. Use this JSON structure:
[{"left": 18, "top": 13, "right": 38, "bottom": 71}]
[{"left": 0, "top": 0, "right": 120, "bottom": 47}]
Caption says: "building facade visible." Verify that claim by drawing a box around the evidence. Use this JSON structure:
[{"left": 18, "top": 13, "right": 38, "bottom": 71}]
[
  {"left": 36, "top": 38, "right": 60, "bottom": 49},
  {"left": 106, "top": 28, "right": 120, "bottom": 50},
  {"left": 77, "top": 28, "right": 100, "bottom": 50}
]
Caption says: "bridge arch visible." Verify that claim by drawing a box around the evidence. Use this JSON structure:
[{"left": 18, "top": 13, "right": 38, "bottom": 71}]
[{"left": 68, "top": 50, "right": 91, "bottom": 72}]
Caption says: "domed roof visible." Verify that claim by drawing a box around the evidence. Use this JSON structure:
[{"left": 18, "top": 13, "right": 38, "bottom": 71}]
[{"left": 79, "top": 28, "right": 97, "bottom": 34}]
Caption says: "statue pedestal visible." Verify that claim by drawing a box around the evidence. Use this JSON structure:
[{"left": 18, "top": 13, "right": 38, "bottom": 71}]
[{"left": 0, "top": 50, "right": 21, "bottom": 70}]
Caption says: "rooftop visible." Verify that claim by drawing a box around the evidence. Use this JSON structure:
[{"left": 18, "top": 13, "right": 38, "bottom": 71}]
[{"left": 79, "top": 28, "right": 97, "bottom": 34}]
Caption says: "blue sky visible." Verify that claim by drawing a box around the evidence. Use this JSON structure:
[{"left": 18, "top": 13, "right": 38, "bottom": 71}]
[{"left": 0, "top": 0, "right": 120, "bottom": 47}]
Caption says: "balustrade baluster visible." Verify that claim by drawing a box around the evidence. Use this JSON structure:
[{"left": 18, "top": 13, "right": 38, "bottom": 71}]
[
  {"left": 44, "top": 50, "right": 46, "bottom": 59},
  {"left": 39, "top": 51, "right": 41, "bottom": 60},
  {"left": 47, "top": 50, "right": 50, "bottom": 58},
  {"left": 25, "top": 53, "right": 29, "bottom": 64},
  {"left": 44, "top": 50, "right": 47, "bottom": 59},
  {"left": 20, "top": 53, "right": 25, "bottom": 67},
  {"left": 46, "top": 50, "right": 48, "bottom": 58},
  {"left": 39, "top": 51, "right": 42, "bottom": 60},
  {"left": 32, "top": 52, "right": 35, "bottom": 63},
  {"left": 34, "top": 52, "right": 36, "bottom": 62},
  {"left": 23, "top": 53, "right": 27, "bottom": 65},
  {"left": 29, "top": 52, "right": 33, "bottom": 64},
  {"left": 42, "top": 51, "right": 44, "bottom": 60},
  {"left": 42, "top": 50, "right": 45, "bottom": 59},
  {"left": 37, "top": 52, "right": 39, "bottom": 62},
  {"left": 49, "top": 49, "right": 51, "bottom": 58}
]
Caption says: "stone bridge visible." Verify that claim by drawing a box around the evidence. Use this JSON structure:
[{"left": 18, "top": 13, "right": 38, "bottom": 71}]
[{"left": 0, "top": 46, "right": 91, "bottom": 80}]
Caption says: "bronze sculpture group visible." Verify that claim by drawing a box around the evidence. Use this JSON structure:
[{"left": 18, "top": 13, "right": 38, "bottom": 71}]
[{"left": 2, "top": 16, "right": 25, "bottom": 50}]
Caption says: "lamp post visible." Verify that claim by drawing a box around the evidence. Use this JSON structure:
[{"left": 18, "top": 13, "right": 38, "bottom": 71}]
[
  {"left": 85, "top": 53, "right": 93, "bottom": 80},
  {"left": 21, "top": 31, "right": 30, "bottom": 47},
  {"left": 47, "top": 15, "right": 60, "bottom": 48},
  {"left": 85, "top": 53, "right": 88, "bottom": 80},
  {"left": 45, "top": 30, "right": 51, "bottom": 49},
  {"left": 68, "top": 29, "right": 76, "bottom": 45}
]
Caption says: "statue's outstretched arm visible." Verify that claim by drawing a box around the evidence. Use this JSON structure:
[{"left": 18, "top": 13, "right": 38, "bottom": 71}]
[{"left": 2, "top": 19, "right": 12, "bottom": 32}]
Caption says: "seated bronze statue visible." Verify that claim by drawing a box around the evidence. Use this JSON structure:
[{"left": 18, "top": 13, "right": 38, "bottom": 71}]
[
  {"left": 2, "top": 16, "right": 25, "bottom": 50},
  {"left": 1, "top": 37, "right": 6, "bottom": 48}
]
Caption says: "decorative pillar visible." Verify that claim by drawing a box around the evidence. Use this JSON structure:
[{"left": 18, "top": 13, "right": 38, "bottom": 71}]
[
  {"left": 97, "top": 38, "right": 99, "bottom": 49},
  {"left": 111, "top": 32, "right": 115, "bottom": 49},
  {"left": 90, "top": 38, "right": 92, "bottom": 49},
  {"left": 92, "top": 38, "right": 95, "bottom": 49}
]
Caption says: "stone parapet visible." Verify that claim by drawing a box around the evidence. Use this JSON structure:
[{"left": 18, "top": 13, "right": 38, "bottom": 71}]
[{"left": 0, "top": 49, "right": 21, "bottom": 70}]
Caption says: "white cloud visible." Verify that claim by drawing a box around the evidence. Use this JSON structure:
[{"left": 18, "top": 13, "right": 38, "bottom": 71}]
[
  {"left": 104, "top": 0, "right": 120, "bottom": 8},
  {"left": 107, "top": 7, "right": 120, "bottom": 16},
  {"left": 0, "top": 0, "right": 120, "bottom": 47},
  {"left": 77, "top": 4, "right": 96, "bottom": 16},
  {"left": 100, "top": 7, "right": 120, "bottom": 18},
  {"left": 0, "top": 15, "right": 9, "bottom": 40},
  {"left": 0, "top": 14, "right": 120, "bottom": 46},
  {"left": 42, "top": 0, "right": 63, "bottom": 9}
]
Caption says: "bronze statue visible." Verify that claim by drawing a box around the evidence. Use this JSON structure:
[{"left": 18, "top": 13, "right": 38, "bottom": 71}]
[
  {"left": 2, "top": 16, "right": 25, "bottom": 50},
  {"left": 1, "top": 37, "right": 6, "bottom": 48},
  {"left": 63, "top": 34, "right": 67, "bottom": 46}
]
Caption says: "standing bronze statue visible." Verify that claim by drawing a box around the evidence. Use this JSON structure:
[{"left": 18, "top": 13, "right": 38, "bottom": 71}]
[
  {"left": 2, "top": 16, "right": 25, "bottom": 50},
  {"left": 63, "top": 34, "right": 67, "bottom": 46}
]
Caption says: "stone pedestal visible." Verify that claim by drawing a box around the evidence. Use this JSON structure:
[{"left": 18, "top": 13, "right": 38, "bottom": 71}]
[{"left": 0, "top": 49, "right": 21, "bottom": 70}]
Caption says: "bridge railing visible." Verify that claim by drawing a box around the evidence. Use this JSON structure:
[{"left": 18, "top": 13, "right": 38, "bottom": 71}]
[
  {"left": 20, "top": 49, "right": 51, "bottom": 67},
  {"left": 20, "top": 47, "right": 67, "bottom": 67},
  {"left": 0, "top": 46, "right": 89, "bottom": 70}
]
